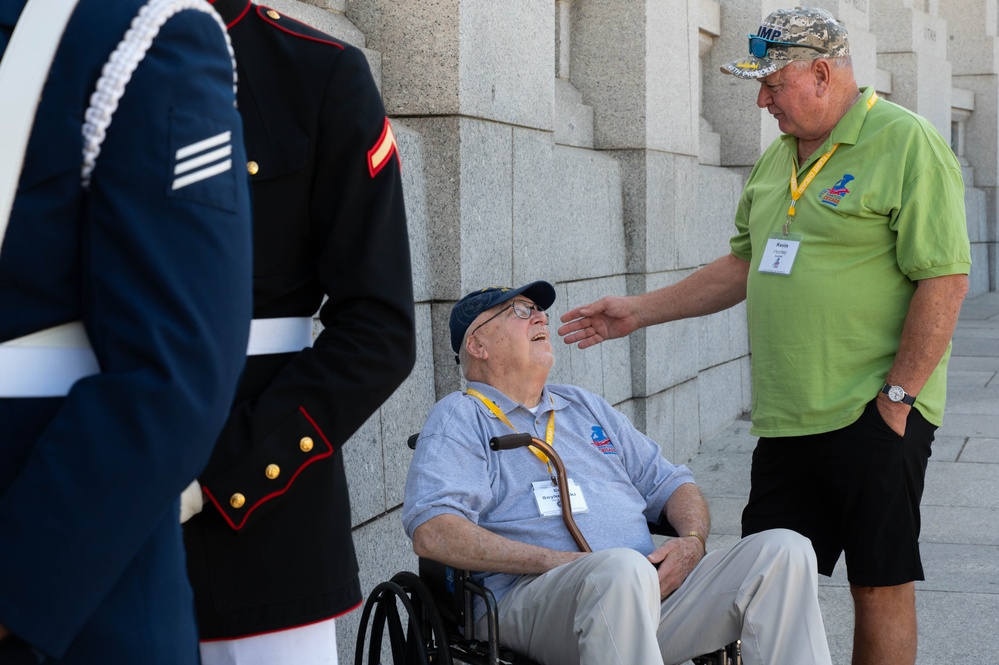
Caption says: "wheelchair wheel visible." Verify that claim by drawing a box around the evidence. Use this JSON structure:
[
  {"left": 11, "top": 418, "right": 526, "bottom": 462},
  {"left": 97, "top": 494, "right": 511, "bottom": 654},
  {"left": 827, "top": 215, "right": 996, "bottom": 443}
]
[
  {"left": 691, "top": 639, "right": 741, "bottom": 665},
  {"left": 354, "top": 571, "right": 454, "bottom": 665}
]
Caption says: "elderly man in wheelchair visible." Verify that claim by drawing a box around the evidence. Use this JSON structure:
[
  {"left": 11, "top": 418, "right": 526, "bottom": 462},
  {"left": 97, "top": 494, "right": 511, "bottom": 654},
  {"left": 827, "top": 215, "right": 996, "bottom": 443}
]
[{"left": 400, "top": 280, "right": 832, "bottom": 665}]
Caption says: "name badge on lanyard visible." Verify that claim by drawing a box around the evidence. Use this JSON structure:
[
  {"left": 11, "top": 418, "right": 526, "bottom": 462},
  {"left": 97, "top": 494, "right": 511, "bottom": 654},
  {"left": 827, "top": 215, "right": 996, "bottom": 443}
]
[
  {"left": 532, "top": 478, "right": 588, "bottom": 517},
  {"left": 760, "top": 138, "right": 843, "bottom": 277},
  {"left": 758, "top": 231, "right": 803, "bottom": 275}
]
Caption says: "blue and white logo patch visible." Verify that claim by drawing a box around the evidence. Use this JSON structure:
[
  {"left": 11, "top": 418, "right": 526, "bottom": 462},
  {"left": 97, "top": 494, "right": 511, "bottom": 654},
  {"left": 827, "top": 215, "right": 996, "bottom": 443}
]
[{"left": 591, "top": 426, "right": 617, "bottom": 455}]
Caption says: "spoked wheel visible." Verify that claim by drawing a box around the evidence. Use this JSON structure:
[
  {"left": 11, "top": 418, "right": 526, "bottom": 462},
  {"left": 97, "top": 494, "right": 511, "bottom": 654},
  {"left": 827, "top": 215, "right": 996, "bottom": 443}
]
[
  {"left": 354, "top": 571, "right": 454, "bottom": 665},
  {"left": 692, "top": 640, "right": 741, "bottom": 665}
]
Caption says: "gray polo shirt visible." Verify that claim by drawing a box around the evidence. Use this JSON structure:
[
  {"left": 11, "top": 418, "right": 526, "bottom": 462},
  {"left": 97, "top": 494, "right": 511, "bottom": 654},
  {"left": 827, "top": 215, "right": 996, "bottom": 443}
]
[{"left": 402, "top": 381, "right": 695, "bottom": 613}]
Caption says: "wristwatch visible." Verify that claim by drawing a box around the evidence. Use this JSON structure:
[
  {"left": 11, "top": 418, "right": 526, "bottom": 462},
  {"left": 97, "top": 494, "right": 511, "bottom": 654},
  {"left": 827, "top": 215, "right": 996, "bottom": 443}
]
[{"left": 881, "top": 383, "right": 916, "bottom": 405}]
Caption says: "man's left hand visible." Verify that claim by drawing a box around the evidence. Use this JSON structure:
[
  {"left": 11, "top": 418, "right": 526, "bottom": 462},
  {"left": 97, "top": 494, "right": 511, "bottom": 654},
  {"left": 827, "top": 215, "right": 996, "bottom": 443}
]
[
  {"left": 647, "top": 536, "right": 704, "bottom": 600},
  {"left": 876, "top": 393, "right": 909, "bottom": 437}
]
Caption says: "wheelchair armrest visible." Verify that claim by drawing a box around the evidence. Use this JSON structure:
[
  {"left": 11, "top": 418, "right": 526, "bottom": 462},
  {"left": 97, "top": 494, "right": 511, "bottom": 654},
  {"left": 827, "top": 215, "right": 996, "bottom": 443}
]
[
  {"left": 418, "top": 557, "right": 504, "bottom": 664},
  {"left": 418, "top": 557, "right": 467, "bottom": 628}
]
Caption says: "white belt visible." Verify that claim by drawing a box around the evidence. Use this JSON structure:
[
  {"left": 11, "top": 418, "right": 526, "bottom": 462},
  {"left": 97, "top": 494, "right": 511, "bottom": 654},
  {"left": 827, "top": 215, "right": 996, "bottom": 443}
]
[
  {"left": 0, "top": 317, "right": 313, "bottom": 397},
  {"left": 245, "top": 316, "right": 314, "bottom": 356},
  {"left": 0, "top": 322, "right": 98, "bottom": 397}
]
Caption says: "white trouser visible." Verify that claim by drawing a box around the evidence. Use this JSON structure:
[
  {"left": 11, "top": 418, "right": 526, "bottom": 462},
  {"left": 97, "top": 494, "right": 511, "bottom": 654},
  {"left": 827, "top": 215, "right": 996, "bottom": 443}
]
[
  {"left": 478, "top": 529, "right": 831, "bottom": 665},
  {"left": 199, "top": 618, "right": 337, "bottom": 665}
]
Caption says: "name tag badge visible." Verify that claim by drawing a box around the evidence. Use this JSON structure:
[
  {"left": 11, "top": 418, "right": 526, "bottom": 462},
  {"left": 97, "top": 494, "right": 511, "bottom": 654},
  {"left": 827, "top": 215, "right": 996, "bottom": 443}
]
[
  {"left": 758, "top": 232, "right": 802, "bottom": 275},
  {"left": 532, "top": 478, "right": 589, "bottom": 517}
]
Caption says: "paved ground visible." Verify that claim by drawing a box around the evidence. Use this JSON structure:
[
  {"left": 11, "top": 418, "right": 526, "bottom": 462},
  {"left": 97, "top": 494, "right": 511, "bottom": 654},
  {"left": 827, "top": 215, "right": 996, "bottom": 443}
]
[{"left": 686, "top": 291, "right": 999, "bottom": 663}]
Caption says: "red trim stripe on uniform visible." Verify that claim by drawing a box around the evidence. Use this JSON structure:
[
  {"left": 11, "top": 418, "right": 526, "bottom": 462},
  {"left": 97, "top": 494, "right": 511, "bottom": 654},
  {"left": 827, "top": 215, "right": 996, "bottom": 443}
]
[
  {"left": 197, "top": 601, "right": 363, "bottom": 642},
  {"left": 207, "top": 0, "right": 252, "bottom": 29},
  {"left": 202, "top": 405, "right": 334, "bottom": 531},
  {"left": 256, "top": 6, "right": 345, "bottom": 48}
]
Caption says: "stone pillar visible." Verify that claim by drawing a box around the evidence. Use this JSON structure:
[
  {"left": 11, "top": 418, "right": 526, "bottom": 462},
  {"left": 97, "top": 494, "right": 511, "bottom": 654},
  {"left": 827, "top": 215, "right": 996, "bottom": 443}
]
[
  {"left": 568, "top": 0, "right": 700, "bottom": 281},
  {"left": 569, "top": 0, "right": 699, "bottom": 154},
  {"left": 870, "top": 0, "right": 952, "bottom": 136},
  {"left": 943, "top": 0, "right": 999, "bottom": 293},
  {"left": 556, "top": 1, "right": 595, "bottom": 148},
  {"left": 695, "top": 0, "right": 758, "bottom": 446},
  {"left": 566, "top": 0, "right": 751, "bottom": 452},
  {"left": 349, "top": 0, "right": 555, "bottom": 129},
  {"left": 564, "top": 0, "right": 702, "bottom": 450},
  {"left": 700, "top": 0, "right": 723, "bottom": 167},
  {"left": 349, "top": 0, "right": 559, "bottom": 389},
  {"left": 702, "top": 0, "right": 777, "bottom": 167},
  {"left": 825, "top": 0, "right": 878, "bottom": 93}
]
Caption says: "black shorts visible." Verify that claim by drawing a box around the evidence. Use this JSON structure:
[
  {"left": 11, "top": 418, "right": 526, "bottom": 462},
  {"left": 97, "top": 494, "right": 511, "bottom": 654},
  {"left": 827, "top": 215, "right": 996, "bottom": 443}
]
[{"left": 741, "top": 398, "right": 935, "bottom": 587}]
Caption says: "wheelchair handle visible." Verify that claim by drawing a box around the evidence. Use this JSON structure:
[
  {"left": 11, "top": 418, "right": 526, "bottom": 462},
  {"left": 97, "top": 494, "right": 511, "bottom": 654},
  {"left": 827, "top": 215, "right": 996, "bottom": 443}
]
[{"left": 489, "top": 434, "right": 592, "bottom": 553}]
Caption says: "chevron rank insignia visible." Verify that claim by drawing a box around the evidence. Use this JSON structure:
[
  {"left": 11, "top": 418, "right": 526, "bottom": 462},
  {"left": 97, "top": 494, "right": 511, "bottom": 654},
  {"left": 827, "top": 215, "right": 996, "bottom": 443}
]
[{"left": 367, "top": 117, "right": 400, "bottom": 178}]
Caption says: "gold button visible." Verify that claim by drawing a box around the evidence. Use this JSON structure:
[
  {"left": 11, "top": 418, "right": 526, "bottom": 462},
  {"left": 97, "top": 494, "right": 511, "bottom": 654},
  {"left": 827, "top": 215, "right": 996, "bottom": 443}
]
[
  {"left": 266, "top": 9, "right": 280, "bottom": 19},
  {"left": 230, "top": 493, "right": 246, "bottom": 509},
  {"left": 265, "top": 464, "right": 281, "bottom": 480},
  {"left": 246, "top": 161, "right": 259, "bottom": 175},
  {"left": 300, "top": 436, "right": 314, "bottom": 452}
]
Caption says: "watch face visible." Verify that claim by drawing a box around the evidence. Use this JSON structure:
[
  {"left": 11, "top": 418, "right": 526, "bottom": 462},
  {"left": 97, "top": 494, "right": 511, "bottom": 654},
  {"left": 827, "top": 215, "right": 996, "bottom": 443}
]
[{"left": 888, "top": 385, "right": 906, "bottom": 402}]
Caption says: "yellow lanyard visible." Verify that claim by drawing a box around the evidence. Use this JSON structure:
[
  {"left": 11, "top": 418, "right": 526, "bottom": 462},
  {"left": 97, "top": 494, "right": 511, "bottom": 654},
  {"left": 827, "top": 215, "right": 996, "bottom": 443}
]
[
  {"left": 785, "top": 144, "right": 839, "bottom": 234},
  {"left": 466, "top": 388, "right": 556, "bottom": 481},
  {"left": 784, "top": 92, "right": 878, "bottom": 236}
]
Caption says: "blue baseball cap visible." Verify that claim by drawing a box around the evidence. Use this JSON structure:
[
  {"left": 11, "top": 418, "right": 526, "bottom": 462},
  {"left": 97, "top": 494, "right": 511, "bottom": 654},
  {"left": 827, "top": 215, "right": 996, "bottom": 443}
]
[{"left": 450, "top": 281, "right": 557, "bottom": 355}]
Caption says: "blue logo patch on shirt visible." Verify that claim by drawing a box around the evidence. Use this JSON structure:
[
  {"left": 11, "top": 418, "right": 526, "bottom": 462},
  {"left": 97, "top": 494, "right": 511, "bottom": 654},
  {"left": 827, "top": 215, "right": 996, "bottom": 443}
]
[
  {"left": 819, "top": 173, "right": 854, "bottom": 207},
  {"left": 591, "top": 426, "right": 617, "bottom": 455}
]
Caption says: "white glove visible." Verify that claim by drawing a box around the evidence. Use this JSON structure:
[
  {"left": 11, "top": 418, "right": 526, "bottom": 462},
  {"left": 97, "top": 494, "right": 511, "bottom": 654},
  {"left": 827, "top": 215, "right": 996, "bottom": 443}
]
[{"left": 180, "top": 479, "right": 204, "bottom": 523}]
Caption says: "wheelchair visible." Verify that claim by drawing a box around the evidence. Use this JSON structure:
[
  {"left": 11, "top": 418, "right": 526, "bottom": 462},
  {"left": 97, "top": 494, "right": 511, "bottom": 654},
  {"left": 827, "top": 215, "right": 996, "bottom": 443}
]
[{"left": 354, "top": 432, "right": 741, "bottom": 665}]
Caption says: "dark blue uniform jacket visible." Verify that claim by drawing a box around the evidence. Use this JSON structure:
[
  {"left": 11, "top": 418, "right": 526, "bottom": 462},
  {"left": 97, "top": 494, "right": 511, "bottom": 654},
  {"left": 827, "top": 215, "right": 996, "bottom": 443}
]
[{"left": 0, "top": 0, "right": 253, "bottom": 662}]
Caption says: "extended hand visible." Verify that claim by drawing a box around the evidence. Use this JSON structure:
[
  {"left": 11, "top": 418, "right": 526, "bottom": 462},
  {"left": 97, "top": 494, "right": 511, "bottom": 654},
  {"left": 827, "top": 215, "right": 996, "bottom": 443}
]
[
  {"left": 647, "top": 536, "right": 704, "bottom": 600},
  {"left": 0, "top": 624, "right": 8, "bottom": 640},
  {"left": 558, "top": 296, "right": 639, "bottom": 349}
]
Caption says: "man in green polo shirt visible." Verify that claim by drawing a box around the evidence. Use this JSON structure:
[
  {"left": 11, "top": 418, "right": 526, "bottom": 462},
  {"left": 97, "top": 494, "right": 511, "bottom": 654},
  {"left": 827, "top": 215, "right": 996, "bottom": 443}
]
[{"left": 557, "top": 7, "right": 971, "bottom": 665}]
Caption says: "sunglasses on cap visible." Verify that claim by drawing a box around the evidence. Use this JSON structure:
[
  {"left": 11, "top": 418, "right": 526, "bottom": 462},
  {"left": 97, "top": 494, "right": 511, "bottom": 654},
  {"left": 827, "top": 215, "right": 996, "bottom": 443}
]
[{"left": 748, "top": 34, "right": 829, "bottom": 59}]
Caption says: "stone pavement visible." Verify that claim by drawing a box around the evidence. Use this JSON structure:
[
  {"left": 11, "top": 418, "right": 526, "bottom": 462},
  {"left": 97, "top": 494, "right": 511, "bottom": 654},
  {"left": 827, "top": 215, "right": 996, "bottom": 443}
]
[{"left": 686, "top": 291, "right": 999, "bottom": 663}]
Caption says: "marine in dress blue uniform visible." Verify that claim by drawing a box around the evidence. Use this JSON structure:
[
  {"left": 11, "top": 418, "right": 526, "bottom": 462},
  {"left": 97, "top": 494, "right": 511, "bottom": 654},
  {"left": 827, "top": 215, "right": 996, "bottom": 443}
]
[
  {"left": 0, "top": 0, "right": 254, "bottom": 662},
  {"left": 183, "top": 0, "right": 416, "bottom": 652}
]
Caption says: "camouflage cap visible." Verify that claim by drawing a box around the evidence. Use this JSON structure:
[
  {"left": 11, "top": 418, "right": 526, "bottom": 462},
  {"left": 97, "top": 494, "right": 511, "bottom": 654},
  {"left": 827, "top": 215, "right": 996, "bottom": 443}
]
[{"left": 720, "top": 7, "right": 849, "bottom": 80}]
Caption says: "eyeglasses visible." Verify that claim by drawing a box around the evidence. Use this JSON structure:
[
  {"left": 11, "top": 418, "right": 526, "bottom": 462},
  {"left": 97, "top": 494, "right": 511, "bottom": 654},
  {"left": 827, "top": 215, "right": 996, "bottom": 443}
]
[
  {"left": 748, "top": 34, "right": 828, "bottom": 59},
  {"left": 469, "top": 300, "right": 548, "bottom": 338}
]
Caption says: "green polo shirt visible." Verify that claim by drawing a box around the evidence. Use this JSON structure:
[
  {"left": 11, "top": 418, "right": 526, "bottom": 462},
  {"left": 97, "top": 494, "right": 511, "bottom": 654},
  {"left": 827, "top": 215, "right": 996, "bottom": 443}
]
[{"left": 730, "top": 87, "right": 971, "bottom": 437}]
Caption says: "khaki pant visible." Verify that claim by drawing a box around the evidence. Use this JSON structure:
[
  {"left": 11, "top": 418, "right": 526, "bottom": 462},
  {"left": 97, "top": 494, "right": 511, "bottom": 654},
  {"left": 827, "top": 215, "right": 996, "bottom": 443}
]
[{"left": 477, "top": 529, "right": 831, "bottom": 665}]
